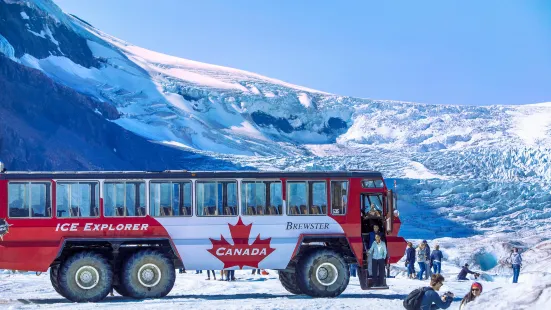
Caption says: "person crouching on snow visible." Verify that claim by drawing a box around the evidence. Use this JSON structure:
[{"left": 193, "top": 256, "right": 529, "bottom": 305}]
[
  {"left": 459, "top": 282, "right": 482, "bottom": 310},
  {"left": 457, "top": 263, "right": 479, "bottom": 281}
]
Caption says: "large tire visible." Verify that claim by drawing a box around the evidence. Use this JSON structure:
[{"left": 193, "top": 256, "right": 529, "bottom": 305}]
[
  {"left": 49, "top": 264, "right": 67, "bottom": 298},
  {"left": 279, "top": 270, "right": 303, "bottom": 295},
  {"left": 296, "top": 248, "right": 350, "bottom": 298},
  {"left": 121, "top": 250, "right": 175, "bottom": 299},
  {"left": 58, "top": 252, "right": 113, "bottom": 302}
]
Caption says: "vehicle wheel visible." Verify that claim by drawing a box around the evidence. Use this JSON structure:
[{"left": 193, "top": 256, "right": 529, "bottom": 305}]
[
  {"left": 121, "top": 250, "right": 175, "bottom": 299},
  {"left": 58, "top": 252, "right": 113, "bottom": 302},
  {"left": 279, "top": 270, "right": 303, "bottom": 295},
  {"left": 296, "top": 248, "right": 350, "bottom": 298},
  {"left": 49, "top": 264, "right": 67, "bottom": 298}
]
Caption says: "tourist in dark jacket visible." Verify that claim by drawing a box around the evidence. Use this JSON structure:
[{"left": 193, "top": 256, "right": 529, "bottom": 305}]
[
  {"left": 406, "top": 242, "right": 416, "bottom": 279},
  {"left": 431, "top": 245, "right": 443, "bottom": 274},
  {"left": 423, "top": 240, "right": 432, "bottom": 279},
  {"left": 420, "top": 274, "right": 454, "bottom": 310},
  {"left": 457, "top": 264, "right": 477, "bottom": 280}
]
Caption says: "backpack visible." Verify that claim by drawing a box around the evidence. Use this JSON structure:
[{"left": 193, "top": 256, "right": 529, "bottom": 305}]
[{"left": 403, "top": 287, "right": 432, "bottom": 310}]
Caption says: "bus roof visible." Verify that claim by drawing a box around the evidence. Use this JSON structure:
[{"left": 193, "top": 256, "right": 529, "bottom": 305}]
[{"left": 0, "top": 170, "right": 384, "bottom": 180}]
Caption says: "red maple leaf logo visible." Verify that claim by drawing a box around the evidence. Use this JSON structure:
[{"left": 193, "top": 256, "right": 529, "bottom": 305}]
[{"left": 208, "top": 217, "right": 275, "bottom": 269}]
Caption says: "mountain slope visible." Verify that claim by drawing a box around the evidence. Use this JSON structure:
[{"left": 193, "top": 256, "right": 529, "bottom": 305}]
[{"left": 0, "top": 0, "right": 550, "bottom": 245}]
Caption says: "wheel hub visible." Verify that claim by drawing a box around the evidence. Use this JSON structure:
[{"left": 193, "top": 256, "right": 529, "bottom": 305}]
[
  {"left": 138, "top": 263, "right": 162, "bottom": 287},
  {"left": 315, "top": 262, "right": 339, "bottom": 286},
  {"left": 75, "top": 266, "right": 100, "bottom": 290}
]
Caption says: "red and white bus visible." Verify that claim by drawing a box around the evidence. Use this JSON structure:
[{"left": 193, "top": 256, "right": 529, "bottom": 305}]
[{"left": 0, "top": 167, "right": 406, "bottom": 302}]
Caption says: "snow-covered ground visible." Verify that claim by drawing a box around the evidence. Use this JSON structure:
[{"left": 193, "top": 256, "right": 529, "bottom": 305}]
[
  {"left": 0, "top": 263, "right": 548, "bottom": 309},
  {"left": 1, "top": 233, "right": 550, "bottom": 309}
]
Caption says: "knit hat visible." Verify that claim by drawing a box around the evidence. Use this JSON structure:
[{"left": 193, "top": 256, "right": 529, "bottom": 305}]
[{"left": 471, "top": 282, "right": 483, "bottom": 292}]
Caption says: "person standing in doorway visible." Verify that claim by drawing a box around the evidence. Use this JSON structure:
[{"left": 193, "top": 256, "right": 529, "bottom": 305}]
[
  {"left": 367, "top": 224, "right": 384, "bottom": 277},
  {"left": 511, "top": 247, "right": 522, "bottom": 283},
  {"left": 368, "top": 234, "right": 387, "bottom": 287}
]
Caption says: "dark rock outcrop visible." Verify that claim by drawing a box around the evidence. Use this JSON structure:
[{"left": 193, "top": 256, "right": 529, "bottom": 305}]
[
  {"left": 0, "top": 1, "right": 98, "bottom": 68},
  {"left": 0, "top": 55, "right": 243, "bottom": 171}
]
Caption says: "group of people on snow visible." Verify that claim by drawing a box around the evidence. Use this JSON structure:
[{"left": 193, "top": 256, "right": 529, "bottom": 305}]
[
  {"left": 405, "top": 240, "right": 442, "bottom": 280},
  {"left": 404, "top": 243, "right": 523, "bottom": 310}
]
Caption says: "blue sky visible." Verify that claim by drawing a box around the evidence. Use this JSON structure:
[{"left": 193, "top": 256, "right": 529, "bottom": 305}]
[{"left": 54, "top": 0, "right": 551, "bottom": 105}]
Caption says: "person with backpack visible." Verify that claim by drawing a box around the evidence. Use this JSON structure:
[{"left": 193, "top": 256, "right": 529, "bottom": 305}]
[
  {"left": 459, "top": 282, "right": 482, "bottom": 310},
  {"left": 511, "top": 247, "right": 522, "bottom": 283},
  {"left": 406, "top": 242, "right": 416, "bottom": 279},
  {"left": 430, "top": 245, "right": 443, "bottom": 274},
  {"left": 368, "top": 234, "right": 388, "bottom": 287},
  {"left": 416, "top": 242, "right": 428, "bottom": 280},
  {"left": 403, "top": 274, "right": 453, "bottom": 310}
]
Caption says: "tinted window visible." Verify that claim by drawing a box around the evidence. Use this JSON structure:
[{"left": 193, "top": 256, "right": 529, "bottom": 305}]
[
  {"left": 362, "top": 179, "right": 384, "bottom": 188},
  {"left": 331, "top": 181, "right": 349, "bottom": 215},
  {"left": 241, "top": 181, "right": 282, "bottom": 215},
  {"left": 150, "top": 181, "right": 192, "bottom": 216},
  {"left": 287, "top": 181, "right": 307, "bottom": 215},
  {"left": 8, "top": 182, "right": 51, "bottom": 218},
  {"left": 196, "top": 181, "right": 237, "bottom": 216},
  {"left": 104, "top": 182, "right": 146, "bottom": 217},
  {"left": 309, "top": 181, "right": 327, "bottom": 215},
  {"left": 56, "top": 182, "right": 99, "bottom": 217}
]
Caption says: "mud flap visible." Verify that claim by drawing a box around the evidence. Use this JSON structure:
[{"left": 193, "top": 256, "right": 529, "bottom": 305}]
[{"left": 359, "top": 267, "right": 370, "bottom": 290}]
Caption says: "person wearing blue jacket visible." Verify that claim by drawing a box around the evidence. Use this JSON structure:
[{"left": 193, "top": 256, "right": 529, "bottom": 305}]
[
  {"left": 421, "top": 274, "right": 454, "bottom": 310},
  {"left": 431, "top": 245, "right": 443, "bottom": 274},
  {"left": 406, "top": 242, "right": 416, "bottom": 279},
  {"left": 368, "top": 234, "right": 388, "bottom": 287},
  {"left": 367, "top": 224, "right": 384, "bottom": 277},
  {"left": 511, "top": 247, "right": 522, "bottom": 283}
]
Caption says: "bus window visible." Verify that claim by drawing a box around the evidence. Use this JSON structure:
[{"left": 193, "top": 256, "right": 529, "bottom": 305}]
[
  {"left": 241, "top": 181, "right": 282, "bottom": 215},
  {"left": 104, "top": 181, "right": 146, "bottom": 217},
  {"left": 361, "top": 179, "right": 384, "bottom": 188},
  {"left": 287, "top": 181, "right": 307, "bottom": 215},
  {"left": 362, "top": 194, "right": 383, "bottom": 217},
  {"left": 8, "top": 182, "right": 51, "bottom": 218},
  {"left": 56, "top": 182, "right": 99, "bottom": 217},
  {"left": 150, "top": 181, "right": 192, "bottom": 217},
  {"left": 309, "top": 181, "right": 327, "bottom": 215},
  {"left": 196, "top": 181, "right": 237, "bottom": 216},
  {"left": 331, "top": 181, "right": 348, "bottom": 215}
]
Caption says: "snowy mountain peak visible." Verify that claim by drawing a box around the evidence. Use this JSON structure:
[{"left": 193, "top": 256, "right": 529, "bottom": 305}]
[{"left": 0, "top": 0, "right": 550, "bottom": 242}]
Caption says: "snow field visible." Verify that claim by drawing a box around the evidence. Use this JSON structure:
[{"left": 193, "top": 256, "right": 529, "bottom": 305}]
[{"left": 0, "top": 265, "right": 545, "bottom": 309}]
